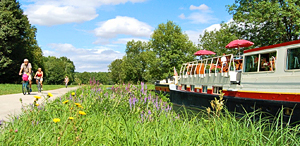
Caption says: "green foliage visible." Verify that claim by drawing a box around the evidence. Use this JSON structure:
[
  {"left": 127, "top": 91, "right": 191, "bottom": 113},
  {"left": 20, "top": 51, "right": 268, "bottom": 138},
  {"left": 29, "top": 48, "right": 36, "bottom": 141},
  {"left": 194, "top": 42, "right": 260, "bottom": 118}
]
[
  {"left": 199, "top": 22, "right": 239, "bottom": 56},
  {"left": 43, "top": 56, "right": 75, "bottom": 85},
  {"left": 121, "top": 40, "right": 155, "bottom": 83},
  {"left": 75, "top": 72, "right": 112, "bottom": 85},
  {"left": 108, "top": 59, "right": 123, "bottom": 83},
  {"left": 227, "top": 0, "right": 300, "bottom": 47},
  {"left": 0, "top": 0, "right": 44, "bottom": 83},
  {"left": 151, "top": 21, "right": 197, "bottom": 79}
]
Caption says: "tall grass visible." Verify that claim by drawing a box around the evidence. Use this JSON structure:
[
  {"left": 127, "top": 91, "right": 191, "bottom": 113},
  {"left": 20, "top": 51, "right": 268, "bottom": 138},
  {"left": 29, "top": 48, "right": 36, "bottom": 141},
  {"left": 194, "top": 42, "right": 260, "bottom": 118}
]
[{"left": 0, "top": 83, "right": 299, "bottom": 145}]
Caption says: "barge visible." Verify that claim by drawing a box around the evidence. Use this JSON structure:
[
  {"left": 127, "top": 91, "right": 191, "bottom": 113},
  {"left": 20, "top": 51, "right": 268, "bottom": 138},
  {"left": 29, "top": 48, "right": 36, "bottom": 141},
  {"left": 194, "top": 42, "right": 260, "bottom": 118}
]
[{"left": 155, "top": 40, "right": 300, "bottom": 124}]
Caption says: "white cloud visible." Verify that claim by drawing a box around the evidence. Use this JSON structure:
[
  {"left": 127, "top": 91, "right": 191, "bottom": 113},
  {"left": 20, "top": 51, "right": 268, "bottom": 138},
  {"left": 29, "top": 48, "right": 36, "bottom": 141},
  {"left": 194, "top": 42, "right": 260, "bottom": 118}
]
[
  {"left": 187, "top": 12, "right": 218, "bottom": 24},
  {"left": 189, "top": 4, "right": 209, "bottom": 11},
  {"left": 179, "top": 4, "right": 217, "bottom": 24},
  {"left": 93, "top": 16, "right": 153, "bottom": 44},
  {"left": 178, "top": 13, "right": 186, "bottom": 19},
  {"left": 113, "top": 38, "right": 149, "bottom": 44},
  {"left": 25, "top": 4, "right": 98, "bottom": 26},
  {"left": 185, "top": 19, "right": 233, "bottom": 44},
  {"left": 46, "top": 43, "right": 125, "bottom": 72},
  {"left": 24, "top": 0, "right": 146, "bottom": 26}
]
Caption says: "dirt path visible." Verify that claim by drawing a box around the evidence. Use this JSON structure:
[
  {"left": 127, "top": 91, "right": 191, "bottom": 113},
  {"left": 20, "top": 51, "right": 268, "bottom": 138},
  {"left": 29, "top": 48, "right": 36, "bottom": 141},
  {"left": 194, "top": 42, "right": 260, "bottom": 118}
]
[{"left": 0, "top": 86, "right": 79, "bottom": 121}]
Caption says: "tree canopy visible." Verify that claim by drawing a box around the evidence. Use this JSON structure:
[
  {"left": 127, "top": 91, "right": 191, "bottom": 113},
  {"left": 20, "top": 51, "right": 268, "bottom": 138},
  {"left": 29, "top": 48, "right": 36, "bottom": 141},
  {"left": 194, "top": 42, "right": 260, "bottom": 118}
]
[
  {"left": 199, "top": 22, "right": 239, "bottom": 56},
  {"left": 0, "top": 0, "right": 44, "bottom": 83},
  {"left": 43, "top": 56, "right": 75, "bottom": 85},
  {"left": 227, "top": 0, "right": 300, "bottom": 47},
  {"left": 151, "top": 21, "right": 197, "bottom": 79}
]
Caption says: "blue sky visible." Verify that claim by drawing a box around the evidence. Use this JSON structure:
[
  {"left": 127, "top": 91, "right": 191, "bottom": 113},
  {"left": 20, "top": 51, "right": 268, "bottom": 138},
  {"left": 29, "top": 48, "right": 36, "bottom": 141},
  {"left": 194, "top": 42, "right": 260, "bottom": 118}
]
[{"left": 19, "top": 0, "right": 235, "bottom": 72}]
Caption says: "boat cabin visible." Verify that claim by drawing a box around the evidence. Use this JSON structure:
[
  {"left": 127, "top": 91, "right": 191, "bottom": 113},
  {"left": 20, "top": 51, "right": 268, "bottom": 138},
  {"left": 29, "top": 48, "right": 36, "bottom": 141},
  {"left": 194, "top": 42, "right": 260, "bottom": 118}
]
[{"left": 178, "top": 40, "right": 300, "bottom": 95}]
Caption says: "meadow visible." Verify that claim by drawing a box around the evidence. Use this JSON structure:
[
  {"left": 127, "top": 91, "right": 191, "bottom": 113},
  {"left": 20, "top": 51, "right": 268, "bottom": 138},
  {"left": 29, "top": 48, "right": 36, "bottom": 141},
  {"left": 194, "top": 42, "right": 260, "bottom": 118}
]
[
  {"left": 0, "top": 83, "right": 299, "bottom": 145},
  {"left": 0, "top": 84, "right": 77, "bottom": 95}
]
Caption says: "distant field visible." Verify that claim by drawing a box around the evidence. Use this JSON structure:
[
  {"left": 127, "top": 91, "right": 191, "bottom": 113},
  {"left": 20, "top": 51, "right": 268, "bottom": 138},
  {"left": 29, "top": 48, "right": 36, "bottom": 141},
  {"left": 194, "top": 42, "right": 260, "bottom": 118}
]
[{"left": 0, "top": 84, "right": 77, "bottom": 95}]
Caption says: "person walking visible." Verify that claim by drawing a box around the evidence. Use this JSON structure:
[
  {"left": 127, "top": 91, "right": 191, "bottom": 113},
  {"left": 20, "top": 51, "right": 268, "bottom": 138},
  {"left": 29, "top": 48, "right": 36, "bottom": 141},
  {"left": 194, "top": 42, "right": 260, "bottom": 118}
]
[
  {"left": 19, "top": 59, "right": 32, "bottom": 92},
  {"left": 64, "top": 76, "right": 69, "bottom": 88}
]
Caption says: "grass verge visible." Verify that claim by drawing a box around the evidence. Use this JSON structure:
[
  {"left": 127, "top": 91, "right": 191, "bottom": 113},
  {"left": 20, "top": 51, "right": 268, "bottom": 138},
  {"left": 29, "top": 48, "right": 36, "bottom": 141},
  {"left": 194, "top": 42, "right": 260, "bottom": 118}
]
[{"left": 0, "top": 84, "right": 77, "bottom": 95}]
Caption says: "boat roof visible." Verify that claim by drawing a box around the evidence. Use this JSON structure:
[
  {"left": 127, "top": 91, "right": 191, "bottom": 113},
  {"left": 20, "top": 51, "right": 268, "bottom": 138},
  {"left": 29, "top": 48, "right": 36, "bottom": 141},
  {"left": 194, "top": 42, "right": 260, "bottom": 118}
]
[{"left": 244, "top": 39, "right": 300, "bottom": 54}]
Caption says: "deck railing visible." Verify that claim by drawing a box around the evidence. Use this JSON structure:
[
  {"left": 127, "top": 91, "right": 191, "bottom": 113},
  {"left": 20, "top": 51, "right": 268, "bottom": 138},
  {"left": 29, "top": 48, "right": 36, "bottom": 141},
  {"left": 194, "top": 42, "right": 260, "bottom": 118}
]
[{"left": 180, "top": 54, "right": 238, "bottom": 78}]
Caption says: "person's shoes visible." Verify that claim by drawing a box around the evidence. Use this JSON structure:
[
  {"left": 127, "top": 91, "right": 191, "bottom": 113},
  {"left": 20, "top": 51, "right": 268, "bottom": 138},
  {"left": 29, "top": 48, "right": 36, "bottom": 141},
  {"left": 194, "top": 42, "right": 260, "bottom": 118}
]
[{"left": 30, "top": 88, "right": 32, "bottom": 92}]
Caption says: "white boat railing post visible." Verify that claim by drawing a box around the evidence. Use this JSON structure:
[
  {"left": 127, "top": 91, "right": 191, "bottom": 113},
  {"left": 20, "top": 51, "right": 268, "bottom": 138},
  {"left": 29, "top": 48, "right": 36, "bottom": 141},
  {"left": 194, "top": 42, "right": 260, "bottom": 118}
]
[
  {"left": 199, "top": 60, "right": 202, "bottom": 78},
  {"left": 194, "top": 60, "right": 198, "bottom": 77},
  {"left": 209, "top": 58, "right": 213, "bottom": 77},
  {"left": 215, "top": 57, "right": 218, "bottom": 76},
  {"left": 179, "top": 64, "right": 183, "bottom": 79}
]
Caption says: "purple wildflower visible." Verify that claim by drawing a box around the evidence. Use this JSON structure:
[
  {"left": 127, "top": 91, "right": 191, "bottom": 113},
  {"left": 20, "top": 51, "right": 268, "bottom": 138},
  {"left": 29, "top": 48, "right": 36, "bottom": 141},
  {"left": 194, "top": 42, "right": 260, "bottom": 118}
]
[
  {"left": 129, "top": 98, "right": 132, "bottom": 109},
  {"left": 148, "top": 110, "right": 151, "bottom": 115},
  {"left": 144, "top": 97, "right": 147, "bottom": 103},
  {"left": 15, "top": 129, "right": 18, "bottom": 133},
  {"left": 36, "top": 121, "right": 39, "bottom": 125}
]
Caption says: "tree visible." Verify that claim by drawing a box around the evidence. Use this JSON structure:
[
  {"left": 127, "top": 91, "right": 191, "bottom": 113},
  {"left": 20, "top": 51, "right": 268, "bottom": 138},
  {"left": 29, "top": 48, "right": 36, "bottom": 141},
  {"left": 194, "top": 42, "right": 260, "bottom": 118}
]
[
  {"left": 198, "top": 22, "right": 239, "bottom": 56},
  {"left": 120, "top": 40, "right": 154, "bottom": 83},
  {"left": 151, "top": 21, "right": 197, "bottom": 80},
  {"left": 0, "top": 0, "right": 44, "bottom": 83},
  {"left": 108, "top": 59, "right": 123, "bottom": 83},
  {"left": 227, "top": 0, "right": 300, "bottom": 47},
  {"left": 43, "top": 56, "right": 75, "bottom": 85}
]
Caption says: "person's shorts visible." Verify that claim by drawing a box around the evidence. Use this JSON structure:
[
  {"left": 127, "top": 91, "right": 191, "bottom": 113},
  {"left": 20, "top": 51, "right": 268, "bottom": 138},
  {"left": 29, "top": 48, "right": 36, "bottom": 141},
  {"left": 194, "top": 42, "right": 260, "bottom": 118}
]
[
  {"left": 36, "top": 77, "right": 43, "bottom": 82},
  {"left": 28, "top": 75, "right": 32, "bottom": 81}
]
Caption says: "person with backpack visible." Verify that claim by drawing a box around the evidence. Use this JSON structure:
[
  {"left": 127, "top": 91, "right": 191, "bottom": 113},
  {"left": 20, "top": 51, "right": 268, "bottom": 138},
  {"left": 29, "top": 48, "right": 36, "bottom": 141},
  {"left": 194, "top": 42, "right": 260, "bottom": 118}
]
[{"left": 19, "top": 59, "right": 32, "bottom": 92}]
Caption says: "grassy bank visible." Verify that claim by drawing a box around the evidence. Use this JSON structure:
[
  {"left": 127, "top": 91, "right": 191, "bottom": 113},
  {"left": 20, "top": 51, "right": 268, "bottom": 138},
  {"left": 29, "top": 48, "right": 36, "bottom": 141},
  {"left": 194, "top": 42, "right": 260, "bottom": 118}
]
[
  {"left": 0, "top": 83, "right": 299, "bottom": 145},
  {"left": 0, "top": 84, "right": 77, "bottom": 95}
]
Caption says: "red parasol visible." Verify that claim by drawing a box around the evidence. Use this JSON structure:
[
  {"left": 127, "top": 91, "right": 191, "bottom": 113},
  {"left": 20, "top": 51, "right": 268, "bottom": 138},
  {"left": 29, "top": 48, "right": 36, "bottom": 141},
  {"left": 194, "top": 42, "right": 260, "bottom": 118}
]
[
  {"left": 194, "top": 50, "right": 216, "bottom": 56},
  {"left": 226, "top": 39, "right": 254, "bottom": 57}
]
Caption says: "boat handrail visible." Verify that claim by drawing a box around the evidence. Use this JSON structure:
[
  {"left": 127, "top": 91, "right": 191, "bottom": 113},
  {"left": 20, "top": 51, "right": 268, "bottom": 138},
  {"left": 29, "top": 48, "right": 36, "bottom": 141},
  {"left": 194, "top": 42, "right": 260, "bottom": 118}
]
[{"left": 180, "top": 54, "right": 239, "bottom": 78}]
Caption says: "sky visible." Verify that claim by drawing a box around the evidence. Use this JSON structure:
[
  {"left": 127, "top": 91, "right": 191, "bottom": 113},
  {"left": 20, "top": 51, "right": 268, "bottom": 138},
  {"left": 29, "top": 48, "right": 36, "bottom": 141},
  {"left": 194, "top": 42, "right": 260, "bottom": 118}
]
[{"left": 18, "top": 0, "right": 235, "bottom": 72}]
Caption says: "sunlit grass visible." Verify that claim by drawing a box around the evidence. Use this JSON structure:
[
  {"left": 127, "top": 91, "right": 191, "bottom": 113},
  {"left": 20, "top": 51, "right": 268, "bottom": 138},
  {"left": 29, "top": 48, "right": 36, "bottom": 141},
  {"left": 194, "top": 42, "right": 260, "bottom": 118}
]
[
  {"left": 0, "top": 84, "right": 77, "bottom": 95},
  {"left": 0, "top": 83, "right": 299, "bottom": 145}
]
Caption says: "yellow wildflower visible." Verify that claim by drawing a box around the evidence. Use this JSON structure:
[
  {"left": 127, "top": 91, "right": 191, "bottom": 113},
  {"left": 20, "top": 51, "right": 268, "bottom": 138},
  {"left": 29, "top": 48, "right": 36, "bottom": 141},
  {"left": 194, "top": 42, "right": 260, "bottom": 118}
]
[
  {"left": 71, "top": 92, "right": 75, "bottom": 96},
  {"left": 34, "top": 96, "right": 41, "bottom": 99},
  {"left": 53, "top": 118, "right": 60, "bottom": 123},
  {"left": 78, "top": 105, "right": 83, "bottom": 109},
  {"left": 35, "top": 103, "right": 39, "bottom": 106},
  {"left": 68, "top": 117, "right": 74, "bottom": 120},
  {"left": 75, "top": 103, "right": 81, "bottom": 107},
  {"left": 62, "top": 100, "right": 69, "bottom": 104},
  {"left": 48, "top": 92, "right": 53, "bottom": 97},
  {"left": 79, "top": 111, "right": 86, "bottom": 115}
]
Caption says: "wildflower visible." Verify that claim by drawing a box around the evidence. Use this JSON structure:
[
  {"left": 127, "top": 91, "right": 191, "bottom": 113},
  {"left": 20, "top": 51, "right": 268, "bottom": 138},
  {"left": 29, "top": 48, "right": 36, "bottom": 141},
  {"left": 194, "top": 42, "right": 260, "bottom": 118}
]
[
  {"left": 15, "top": 129, "right": 18, "bottom": 133},
  {"left": 48, "top": 92, "right": 53, "bottom": 97},
  {"left": 75, "top": 103, "right": 81, "bottom": 107},
  {"left": 62, "top": 100, "right": 69, "bottom": 104},
  {"left": 68, "top": 117, "right": 74, "bottom": 120},
  {"left": 34, "top": 96, "right": 41, "bottom": 99},
  {"left": 35, "top": 103, "right": 39, "bottom": 106},
  {"left": 53, "top": 118, "right": 60, "bottom": 123},
  {"left": 79, "top": 111, "right": 86, "bottom": 115},
  {"left": 71, "top": 92, "right": 75, "bottom": 96},
  {"left": 78, "top": 105, "right": 83, "bottom": 109},
  {"left": 148, "top": 110, "right": 151, "bottom": 115}
]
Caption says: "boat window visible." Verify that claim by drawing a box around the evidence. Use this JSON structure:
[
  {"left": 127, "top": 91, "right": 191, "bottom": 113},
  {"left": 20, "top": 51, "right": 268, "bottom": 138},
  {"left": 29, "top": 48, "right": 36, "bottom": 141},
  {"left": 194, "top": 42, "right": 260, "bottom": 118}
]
[
  {"left": 213, "top": 86, "right": 223, "bottom": 94},
  {"left": 202, "top": 85, "right": 207, "bottom": 93},
  {"left": 259, "top": 52, "right": 276, "bottom": 72},
  {"left": 190, "top": 85, "right": 195, "bottom": 92},
  {"left": 244, "top": 54, "right": 259, "bottom": 72},
  {"left": 286, "top": 47, "right": 300, "bottom": 70}
]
